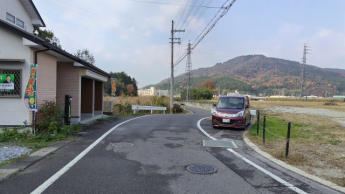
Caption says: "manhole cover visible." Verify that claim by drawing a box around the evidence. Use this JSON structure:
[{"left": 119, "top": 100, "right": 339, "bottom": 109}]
[
  {"left": 164, "top": 143, "right": 183, "bottom": 148},
  {"left": 111, "top": 142, "right": 134, "bottom": 148},
  {"left": 166, "top": 137, "right": 185, "bottom": 141},
  {"left": 186, "top": 164, "right": 217, "bottom": 175}
]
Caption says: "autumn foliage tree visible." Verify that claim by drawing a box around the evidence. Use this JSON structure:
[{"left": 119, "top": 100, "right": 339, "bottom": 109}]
[
  {"left": 198, "top": 79, "right": 216, "bottom": 89},
  {"left": 127, "top": 84, "right": 134, "bottom": 96}
]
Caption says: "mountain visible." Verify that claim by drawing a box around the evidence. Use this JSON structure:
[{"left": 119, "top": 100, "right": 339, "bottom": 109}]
[{"left": 149, "top": 55, "right": 345, "bottom": 96}]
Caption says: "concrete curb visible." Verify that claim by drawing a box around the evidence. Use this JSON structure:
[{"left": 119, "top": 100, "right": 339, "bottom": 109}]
[
  {"left": 242, "top": 130, "right": 345, "bottom": 193},
  {"left": 0, "top": 139, "right": 72, "bottom": 183}
]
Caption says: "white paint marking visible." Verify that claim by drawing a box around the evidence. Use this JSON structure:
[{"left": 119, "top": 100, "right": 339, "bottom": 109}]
[
  {"left": 31, "top": 115, "right": 151, "bottom": 194},
  {"left": 197, "top": 117, "right": 308, "bottom": 194},
  {"left": 184, "top": 107, "right": 194, "bottom": 114}
]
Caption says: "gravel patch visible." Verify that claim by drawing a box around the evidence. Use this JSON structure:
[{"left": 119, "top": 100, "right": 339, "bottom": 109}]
[{"left": 0, "top": 144, "right": 32, "bottom": 163}]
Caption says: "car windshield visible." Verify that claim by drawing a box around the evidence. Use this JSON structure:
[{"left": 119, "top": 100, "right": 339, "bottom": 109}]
[{"left": 217, "top": 98, "right": 244, "bottom": 109}]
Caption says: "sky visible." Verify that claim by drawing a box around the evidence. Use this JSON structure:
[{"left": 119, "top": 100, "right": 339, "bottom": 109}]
[{"left": 32, "top": 0, "right": 345, "bottom": 88}]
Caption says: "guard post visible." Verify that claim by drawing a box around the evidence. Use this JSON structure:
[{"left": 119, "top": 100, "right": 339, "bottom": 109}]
[{"left": 64, "top": 95, "right": 72, "bottom": 125}]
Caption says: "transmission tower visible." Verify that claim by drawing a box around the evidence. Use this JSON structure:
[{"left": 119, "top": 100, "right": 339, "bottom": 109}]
[
  {"left": 185, "top": 41, "right": 192, "bottom": 101},
  {"left": 300, "top": 43, "right": 310, "bottom": 99}
]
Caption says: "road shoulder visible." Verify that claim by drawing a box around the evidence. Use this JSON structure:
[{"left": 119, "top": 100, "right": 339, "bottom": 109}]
[{"left": 243, "top": 130, "right": 345, "bottom": 193}]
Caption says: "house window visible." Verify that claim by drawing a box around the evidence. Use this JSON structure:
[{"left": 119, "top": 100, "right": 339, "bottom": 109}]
[
  {"left": 6, "top": 13, "right": 15, "bottom": 23},
  {"left": 16, "top": 18, "right": 24, "bottom": 28}
]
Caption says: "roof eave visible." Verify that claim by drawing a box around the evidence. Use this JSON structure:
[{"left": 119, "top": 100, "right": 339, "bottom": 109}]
[{"left": 0, "top": 19, "right": 110, "bottom": 78}]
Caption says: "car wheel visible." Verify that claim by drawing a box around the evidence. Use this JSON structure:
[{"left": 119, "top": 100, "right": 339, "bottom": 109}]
[{"left": 212, "top": 125, "right": 218, "bottom": 129}]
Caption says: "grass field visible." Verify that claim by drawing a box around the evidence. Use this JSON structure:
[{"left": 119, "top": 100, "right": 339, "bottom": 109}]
[{"left": 248, "top": 100, "right": 345, "bottom": 187}]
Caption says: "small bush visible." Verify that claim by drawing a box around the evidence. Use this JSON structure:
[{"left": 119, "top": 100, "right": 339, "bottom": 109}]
[
  {"left": 36, "top": 101, "right": 63, "bottom": 133},
  {"left": 60, "top": 124, "right": 81, "bottom": 136},
  {"left": 324, "top": 102, "right": 338, "bottom": 106},
  {"left": 173, "top": 104, "right": 183, "bottom": 113},
  {"left": 0, "top": 127, "right": 29, "bottom": 142}
]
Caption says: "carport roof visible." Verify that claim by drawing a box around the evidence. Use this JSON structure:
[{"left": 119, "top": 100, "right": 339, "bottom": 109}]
[{"left": 0, "top": 19, "right": 110, "bottom": 78}]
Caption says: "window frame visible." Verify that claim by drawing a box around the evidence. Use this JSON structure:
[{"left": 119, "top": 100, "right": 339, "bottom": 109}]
[
  {"left": 6, "top": 12, "right": 15, "bottom": 23},
  {"left": 16, "top": 18, "right": 24, "bottom": 28}
]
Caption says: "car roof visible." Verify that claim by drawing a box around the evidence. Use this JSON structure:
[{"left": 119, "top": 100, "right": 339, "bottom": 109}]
[{"left": 219, "top": 95, "right": 246, "bottom": 99}]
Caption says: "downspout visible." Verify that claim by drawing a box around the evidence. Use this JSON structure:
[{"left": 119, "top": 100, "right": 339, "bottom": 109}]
[{"left": 32, "top": 48, "right": 50, "bottom": 134}]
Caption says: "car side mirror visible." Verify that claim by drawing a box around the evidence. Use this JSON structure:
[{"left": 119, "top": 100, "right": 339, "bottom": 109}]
[
  {"left": 247, "top": 104, "right": 250, "bottom": 108},
  {"left": 213, "top": 103, "right": 217, "bottom": 107}
]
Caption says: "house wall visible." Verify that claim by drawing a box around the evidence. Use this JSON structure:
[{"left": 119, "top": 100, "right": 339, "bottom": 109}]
[
  {"left": 56, "top": 62, "right": 81, "bottom": 119},
  {"left": 0, "top": 0, "right": 34, "bottom": 33},
  {"left": 30, "top": 49, "right": 57, "bottom": 109},
  {"left": 0, "top": 27, "right": 31, "bottom": 126}
]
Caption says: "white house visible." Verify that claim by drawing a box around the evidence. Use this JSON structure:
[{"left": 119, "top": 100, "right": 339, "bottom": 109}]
[{"left": 0, "top": 0, "right": 110, "bottom": 128}]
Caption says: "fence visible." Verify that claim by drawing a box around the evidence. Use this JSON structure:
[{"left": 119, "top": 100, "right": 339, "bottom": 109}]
[
  {"left": 255, "top": 110, "right": 292, "bottom": 157},
  {"left": 132, "top": 105, "right": 167, "bottom": 114}
]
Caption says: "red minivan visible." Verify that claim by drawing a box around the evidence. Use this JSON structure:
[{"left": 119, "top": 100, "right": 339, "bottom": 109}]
[{"left": 212, "top": 95, "right": 251, "bottom": 129}]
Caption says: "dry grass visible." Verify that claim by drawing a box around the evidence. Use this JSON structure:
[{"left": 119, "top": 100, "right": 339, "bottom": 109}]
[
  {"left": 248, "top": 100, "right": 345, "bottom": 187},
  {"left": 103, "top": 96, "right": 185, "bottom": 115},
  {"left": 251, "top": 100, "right": 345, "bottom": 112}
]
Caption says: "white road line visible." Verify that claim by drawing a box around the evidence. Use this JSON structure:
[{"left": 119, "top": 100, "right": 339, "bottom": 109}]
[
  {"left": 184, "top": 107, "right": 194, "bottom": 114},
  {"left": 197, "top": 117, "right": 308, "bottom": 194},
  {"left": 31, "top": 115, "right": 151, "bottom": 194}
]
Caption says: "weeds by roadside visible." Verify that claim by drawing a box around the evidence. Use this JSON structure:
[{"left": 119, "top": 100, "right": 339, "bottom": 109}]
[{"left": 247, "top": 107, "right": 345, "bottom": 187}]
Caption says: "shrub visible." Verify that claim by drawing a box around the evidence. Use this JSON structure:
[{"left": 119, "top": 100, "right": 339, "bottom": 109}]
[
  {"left": 60, "top": 124, "right": 81, "bottom": 136},
  {"left": 173, "top": 104, "right": 183, "bottom": 113},
  {"left": 0, "top": 127, "right": 29, "bottom": 142},
  {"left": 36, "top": 101, "right": 63, "bottom": 133}
]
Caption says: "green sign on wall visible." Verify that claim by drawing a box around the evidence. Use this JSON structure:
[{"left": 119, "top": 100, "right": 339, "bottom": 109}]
[{"left": 0, "top": 74, "right": 14, "bottom": 92}]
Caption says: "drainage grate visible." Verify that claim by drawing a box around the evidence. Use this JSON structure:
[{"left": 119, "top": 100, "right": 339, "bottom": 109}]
[
  {"left": 111, "top": 142, "right": 134, "bottom": 148},
  {"left": 166, "top": 137, "right": 185, "bottom": 141},
  {"left": 202, "top": 140, "right": 238, "bottom": 148},
  {"left": 186, "top": 164, "right": 217, "bottom": 175}
]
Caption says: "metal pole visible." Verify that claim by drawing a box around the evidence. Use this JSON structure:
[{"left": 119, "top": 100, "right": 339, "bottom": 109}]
[
  {"left": 263, "top": 116, "right": 266, "bottom": 144},
  {"left": 170, "top": 20, "right": 174, "bottom": 114},
  {"left": 285, "top": 122, "right": 291, "bottom": 157},
  {"left": 256, "top": 110, "right": 260, "bottom": 135}
]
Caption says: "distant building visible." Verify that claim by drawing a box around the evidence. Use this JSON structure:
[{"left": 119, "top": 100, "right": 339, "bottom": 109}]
[
  {"left": 138, "top": 87, "right": 168, "bottom": 96},
  {"left": 333, "top": 95, "right": 345, "bottom": 99}
]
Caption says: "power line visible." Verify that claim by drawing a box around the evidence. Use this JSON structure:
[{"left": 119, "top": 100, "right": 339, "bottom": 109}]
[
  {"left": 181, "top": 0, "right": 206, "bottom": 34},
  {"left": 126, "top": 0, "right": 222, "bottom": 8},
  {"left": 176, "top": 0, "right": 190, "bottom": 28},
  {"left": 183, "top": 0, "right": 214, "bottom": 40},
  {"left": 192, "top": 0, "right": 236, "bottom": 49},
  {"left": 179, "top": 0, "right": 198, "bottom": 29},
  {"left": 174, "top": 0, "right": 237, "bottom": 66}
]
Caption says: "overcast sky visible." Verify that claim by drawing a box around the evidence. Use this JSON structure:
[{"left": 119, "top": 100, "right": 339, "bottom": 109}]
[{"left": 33, "top": 0, "right": 345, "bottom": 88}]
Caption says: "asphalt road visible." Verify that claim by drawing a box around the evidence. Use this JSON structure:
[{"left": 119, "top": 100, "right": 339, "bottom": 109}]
[{"left": 0, "top": 107, "right": 342, "bottom": 194}]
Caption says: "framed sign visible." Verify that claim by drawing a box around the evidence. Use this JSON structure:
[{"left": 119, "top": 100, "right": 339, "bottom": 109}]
[{"left": 0, "top": 69, "right": 21, "bottom": 98}]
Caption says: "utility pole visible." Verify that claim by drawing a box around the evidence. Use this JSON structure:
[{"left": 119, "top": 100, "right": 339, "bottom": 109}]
[
  {"left": 170, "top": 20, "right": 184, "bottom": 113},
  {"left": 185, "top": 41, "right": 192, "bottom": 102},
  {"left": 300, "top": 43, "right": 310, "bottom": 99}
]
